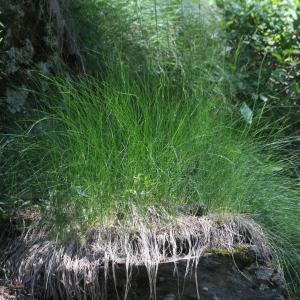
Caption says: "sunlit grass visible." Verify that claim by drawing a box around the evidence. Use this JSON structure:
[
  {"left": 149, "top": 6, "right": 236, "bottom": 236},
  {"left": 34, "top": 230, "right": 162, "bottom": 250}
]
[{"left": 2, "top": 69, "right": 299, "bottom": 238}]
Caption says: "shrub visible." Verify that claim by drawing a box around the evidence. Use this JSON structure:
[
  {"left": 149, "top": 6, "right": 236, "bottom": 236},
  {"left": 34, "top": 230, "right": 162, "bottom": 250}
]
[{"left": 217, "top": 0, "right": 300, "bottom": 130}]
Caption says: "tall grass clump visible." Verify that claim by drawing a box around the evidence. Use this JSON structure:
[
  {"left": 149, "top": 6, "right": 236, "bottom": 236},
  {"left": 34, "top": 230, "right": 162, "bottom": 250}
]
[
  {"left": 1, "top": 65, "right": 299, "bottom": 237},
  {"left": 1, "top": 64, "right": 300, "bottom": 294}
]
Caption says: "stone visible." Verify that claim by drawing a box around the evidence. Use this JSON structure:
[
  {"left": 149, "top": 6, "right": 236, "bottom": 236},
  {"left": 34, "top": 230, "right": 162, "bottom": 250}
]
[
  {"left": 163, "top": 293, "right": 176, "bottom": 300},
  {"left": 255, "top": 267, "right": 274, "bottom": 282},
  {"left": 16, "top": 39, "right": 34, "bottom": 64},
  {"left": 103, "top": 252, "right": 287, "bottom": 300},
  {"left": 248, "top": 244, "right": 260, "bottom": 258},
  {"left": 6, "top": 87, "right": 29, "bottom": 113},
  {"left": 271, "top": 272, "right": 286, "bottom": 288},
  {"left": 259, "top": 283, "right": 270, "bottom": 291}
]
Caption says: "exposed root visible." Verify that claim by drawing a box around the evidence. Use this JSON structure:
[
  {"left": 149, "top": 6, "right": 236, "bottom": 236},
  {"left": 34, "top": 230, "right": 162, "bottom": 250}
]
[{"left": 1, "top": 209, "right": 271, "bottom": 300}]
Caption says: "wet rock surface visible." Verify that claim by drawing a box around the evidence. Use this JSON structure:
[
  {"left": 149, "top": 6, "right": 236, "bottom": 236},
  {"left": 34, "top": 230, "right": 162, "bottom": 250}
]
[
  {"left": 0, "top": 245, "right": 288, "bottom": 300},
  {"left": 0, "top": 242, "right": 288, "bottom": 300},
  {"left": 0, "top": 217, "right": 288, "bottom": 300},
  {"left": 105, "top": 250, "right": 287, "bottom": 300},
  {"left": 1, "top": 254, "right": 286, "bottom": 300}
]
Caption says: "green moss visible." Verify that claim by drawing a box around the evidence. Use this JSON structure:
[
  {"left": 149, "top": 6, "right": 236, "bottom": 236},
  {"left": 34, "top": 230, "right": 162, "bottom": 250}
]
[
  {"left": 233, "top": 246, "right": 254, "bottom": 266},
  {"left": 208, "top": 247, "right": 232, "bottom": 257},
  {"left": 208, "top": 246, "right": 254, "bottom": 267}
]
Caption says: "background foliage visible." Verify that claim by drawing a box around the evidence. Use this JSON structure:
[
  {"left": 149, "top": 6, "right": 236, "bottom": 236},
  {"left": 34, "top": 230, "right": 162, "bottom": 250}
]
[
  {"left": 217, "top": 0, "right": 300, "bottom": 130},
  {"left": 66, "top": 0, "right": 226, "bottom": 94}
]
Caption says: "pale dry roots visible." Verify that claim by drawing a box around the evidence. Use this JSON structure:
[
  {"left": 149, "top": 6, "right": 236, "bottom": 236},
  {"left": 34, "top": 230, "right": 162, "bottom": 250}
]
[{"left": 2, "top": 209, "right": 271, "bottom": 300}]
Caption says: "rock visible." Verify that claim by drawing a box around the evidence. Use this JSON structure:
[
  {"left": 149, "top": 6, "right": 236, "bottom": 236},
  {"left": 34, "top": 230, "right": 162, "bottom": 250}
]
[
  {"left": 248, "top": 244, "right": 260, "bottom": 258},
  {"left": 6, "top": 39, "right": 34, "bottom": 69},
  {"left": 104, "top": 252, "right": 287, "bottom": 300},
  {"left": 163, "top": 294, "right": 176, "bottom": 300},
  {"left": 271, "top": 272, "right": 286, "bottom": 288},
  {"left": 259, "top": 283, "right": 270, "bottom": 291},
  {"left": 6, "top": 249, "right": 281, "bottom": 300},
  {"left": 255, "top": 267, "right": 274, "bottom": 282},
  {"left": 6, "top": 87, "right": 29, "bottom": 113}
]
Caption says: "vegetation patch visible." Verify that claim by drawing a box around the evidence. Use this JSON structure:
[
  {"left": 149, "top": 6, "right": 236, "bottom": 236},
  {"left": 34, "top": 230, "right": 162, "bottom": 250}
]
[
  {"left": 217, "top": 0, "right": 300, "bottom": 130},
  {"left": 0, "top": 0, "right": 299, "bottom": 298}
]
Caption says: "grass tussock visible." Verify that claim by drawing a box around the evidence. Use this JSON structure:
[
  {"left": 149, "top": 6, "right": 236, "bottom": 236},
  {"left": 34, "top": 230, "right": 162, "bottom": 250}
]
[
  {"left": 1, "top": 72, "right": 298, "bottom": 233},
  {"left": 3, "top": 209, "right": 270, "bottom": 300},
  {"left": 1, "top": 68, "right": 299, "bottom": 293},
  {"left": 1, "top": 65, "right": 300, "bottom": 283}
]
